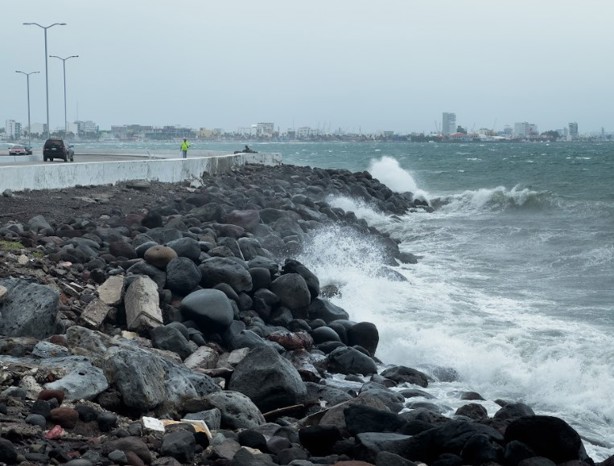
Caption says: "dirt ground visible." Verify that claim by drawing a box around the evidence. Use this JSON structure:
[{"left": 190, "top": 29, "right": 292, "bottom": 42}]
[{"left": 0, "top": 181, "right": 187, "bottom": 227}]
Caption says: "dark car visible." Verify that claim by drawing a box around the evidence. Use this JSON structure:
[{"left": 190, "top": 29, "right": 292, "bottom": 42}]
[{"left": 43, "top": 139, "right": 74, "bottom": 162}]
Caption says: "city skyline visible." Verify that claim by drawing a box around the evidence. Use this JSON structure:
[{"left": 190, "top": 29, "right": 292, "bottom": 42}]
[{"left": 3, "top": 1, "right": 614, "bottom": 134}]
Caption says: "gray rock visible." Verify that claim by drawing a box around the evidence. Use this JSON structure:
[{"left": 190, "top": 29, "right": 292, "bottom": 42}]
[
  {"left": 270, "top": 273, "right": 311, "bottom": 317},
  {"left": 44, "top": 358, "right": 109, "bottom": 401},
  {"left": 161, "top": 430, "right": 195, "bottom": 463},
  {"left": 28, "top": 214, "right": 52, "bottom": 233},
  {"left": 308, "top": 298, "right": 350, "bottom": 323},
  {"left": 126, "top": 261, "right": 167, "bottom": 289},
  {"left": 150, "top": 325, "right": 193, "bottom": 360},
  {"left": 238, "top": 237, "right": 270, "bottom": 261},
  {"left": 97, "top": 275, "right": 124, "bottom": 306},
  {"left": 0, "top": 278, "right": 59, "bottom": 339},
  {"left": 183, "top": 407, "right": 222, "bottom": 430},
  {"left": 199, "top": 256, "right": 253, "bottom": 293},
  {"left": 380, "top": 365, "right": 429, "bottom": 388},
  {"left": 355, "top": 432, "right": 412, "bottom": 463},
  {"left": 124, "top": 275, "right": 163, "bottom": 331},
  {"left": 327, "top": 346, "right": 378, "bottom": 376},
  {"left": 181, "top": 289, "right": 234, "bottom": 333},
  {"left": 204, "top": 390, "right": 265, "bottom": 429},
  {"left": 166, "top": 257, "right": 201, "bottom": 295},
  {"left": 167, "top": 237, "right": 201, "bottom": 261},
  {"left": 348, "top": 321, "right": 379, "bottom": 356},
  {"left": 229, "top": 345, "right": 307, "bottom": 413},
  {"left": 102, "top": 346, "right": 219, "bottom": 413},
  {"left": 282, "top": 259, "right": 320, "bottom": 299},
  {"left": 32, "top": 341, "right": 72, "bottom": 358}
]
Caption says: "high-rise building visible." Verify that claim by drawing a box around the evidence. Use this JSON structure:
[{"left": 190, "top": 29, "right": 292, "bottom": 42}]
[
  {"left": 442, "top": 112, "right": 456, "bottom": 136},
  {"left": 568, "top": 122, "right": 579, "bottom": 140},
  {"left": 5, "top": 120, "right": 21, "bottom": 139}
]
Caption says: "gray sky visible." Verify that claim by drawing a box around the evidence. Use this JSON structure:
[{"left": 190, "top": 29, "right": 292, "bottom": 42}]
[{"left": 3, "top": 0, "right": 613, "bottom": 134}]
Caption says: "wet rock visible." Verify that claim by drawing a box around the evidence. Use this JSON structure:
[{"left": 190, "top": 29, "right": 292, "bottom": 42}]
[
  {"left": 380, "top": 365, "right": 429, "bottom": 388},
  {"left": 327, "top": 346, "right": 378, "bottom": 376},
  {"left": 270, "top": 273, "right": 311, "bottom": 318}
]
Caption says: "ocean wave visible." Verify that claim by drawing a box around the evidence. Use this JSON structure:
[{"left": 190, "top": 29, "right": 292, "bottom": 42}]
[
  {"left": 367, "top": 155, "right": 430, "bottom": 201},
  {"left": 431, "top": 185, "right": 558, "bottom": 212}
]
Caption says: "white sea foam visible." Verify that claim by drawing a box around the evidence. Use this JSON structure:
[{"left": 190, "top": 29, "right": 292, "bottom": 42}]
[
  {"left": 367, "top": 156, "right": 430, "bottom": 200},
  {"left": 431, "top": 185, "right": 554, "bottom": 212},
  {"left": 296, "top": 198, "right": 614, "bottom": 459}
]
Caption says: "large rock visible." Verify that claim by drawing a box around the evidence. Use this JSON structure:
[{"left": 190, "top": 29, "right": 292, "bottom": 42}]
[
  {"left": 102, "top": 346, "right": 219, "bottom": 413},
  {"left": 228, "top": 345, "right": 307, "bottom": 413},
  {"left": 504, "top": 416, "right": 591, "bottom": 464},
  {"left": 181, "top": 289, "right": 235, "bottom": 333},
  {"left": 224, "top": 209, "right": 261, "bottom": 231},
  {"left": 308, "top": 298, "right": 350, "bottom": 323},
  {"left": 380, "top": 365, "right": 429, "bottom": 388},
  {"left": 270, "top": 273, "right": 311, "bottom": 317},
  {"left": 124, "top": 275, "right": 163, "bottom": 331},
  {"left": 150, "top": 325, "right": 193, "bottom": 360},
  {"left": 204, "top": 390, "right": 265, "bottom": 429},
  {"left": 166, "top": 257, "right": 201, "bottom": 295},
  {"left": 282, "top": 259, "right": 320, "bottom": 299},
  {"left": 327, "top": 346, "right": 378, "bottom": 376},
  {"left": 44, "top": 358, "right": 109, "bottom": 401},
  {"left": 199, "top": 257, "right": 252, "bottom": 293},
  {"left": 166, "top": 237, "right": 202, "bottom": 261},
  {"left": 0, "top": 278, "right": 59, "bottom": 339},
  {"left": 347, "top": 322, "right": 379, "bottom": 356}
]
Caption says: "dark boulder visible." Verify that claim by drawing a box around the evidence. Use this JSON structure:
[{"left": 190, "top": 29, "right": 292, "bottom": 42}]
[
  {"left": 181, "top": 289, "right": 234, "bottom": 333},
  {"left": 504, "top": 415, "right": 592, "bottom": 465}
]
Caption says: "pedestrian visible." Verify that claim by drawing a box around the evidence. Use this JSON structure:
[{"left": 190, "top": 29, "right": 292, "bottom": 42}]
[{"left": 180, "top": 138, "right": 190, "bottom": 158}]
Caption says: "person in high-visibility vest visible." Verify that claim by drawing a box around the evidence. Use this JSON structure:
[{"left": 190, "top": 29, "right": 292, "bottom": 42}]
[{"left": 180, "top": 138, "right": 190, "bottom": 158}]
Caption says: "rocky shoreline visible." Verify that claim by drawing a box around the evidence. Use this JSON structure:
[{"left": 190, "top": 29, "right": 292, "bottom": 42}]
[{"left": 0, "top": 163, "right": 605, "bottom": 466}]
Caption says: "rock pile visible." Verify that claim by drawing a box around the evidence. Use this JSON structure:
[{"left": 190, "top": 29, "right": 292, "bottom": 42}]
[{"left": 0, "top": 163, "right": 603, "bottom": 465}]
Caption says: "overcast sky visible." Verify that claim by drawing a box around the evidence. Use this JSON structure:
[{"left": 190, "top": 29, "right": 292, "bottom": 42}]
[{"left": 3, "top": 0, "right": 613, "bottom": 134}]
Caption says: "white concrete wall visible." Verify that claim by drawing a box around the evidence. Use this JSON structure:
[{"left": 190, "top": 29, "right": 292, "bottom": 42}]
[{"left": 0, "top": 152, "right": 282, "bottom": 193}]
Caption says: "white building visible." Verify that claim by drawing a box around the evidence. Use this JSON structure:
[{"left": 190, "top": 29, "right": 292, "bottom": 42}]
[
  {"left": 442, "top": 112, "right": 456, "bottom": 136},
  {"left": 5, "top": 120, "right": 21, "bottom": 139},
  {"left": 513, "top": 122, "right": 538, "bottom": 138},
  {"left": 256, "top": 122, "right": 274, "bottom": 138}
]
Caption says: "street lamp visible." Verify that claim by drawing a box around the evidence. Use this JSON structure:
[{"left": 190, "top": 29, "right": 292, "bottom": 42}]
[
  {"left": 49, "top": 55, "right": 78, "bottom": 136},
  {"left": 15, "top": 70, "right": 40, "bottom": 146},
  {"left": 23, "top": 22, "right": 67, "bottom": 138}
]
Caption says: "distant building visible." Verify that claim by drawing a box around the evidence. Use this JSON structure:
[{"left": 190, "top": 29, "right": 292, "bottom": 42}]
[
  {"left": 513, "top": 122, "right": 539, "bottom": 138},
  {"left": 568, "top": 122, "right": 578, "bottom": 140},
  {"left": 256, "top": 122, "right": 274, "bottom": 138},
  {"left": 76, "top": 120, "right": 99, "bottom": 135},
  {"left": 442, "top": 113, "right": 456, "bottom": 136},
  {"left": 5, "top": 120, "right": 21, "bottom": 139}
]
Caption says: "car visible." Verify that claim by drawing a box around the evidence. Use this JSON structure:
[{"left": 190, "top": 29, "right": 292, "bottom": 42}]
[
  {"left": 24, "top": 146, "right": 33, "bottom": 155},
  {"left": 8, "top": 145, "right": 28, "bottom": 156},
  {"left": 43, "top": 138, "right": 74, "bottom": 162}
]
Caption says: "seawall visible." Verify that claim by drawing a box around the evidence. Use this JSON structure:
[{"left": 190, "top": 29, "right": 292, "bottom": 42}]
[{"left": 0, "top": 152, "right": 282, "bottom": 192}]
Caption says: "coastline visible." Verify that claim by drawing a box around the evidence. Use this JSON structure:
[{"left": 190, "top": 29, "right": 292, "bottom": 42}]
[{"left": 0, "top": 163, "right": 606, "bottom": 465}]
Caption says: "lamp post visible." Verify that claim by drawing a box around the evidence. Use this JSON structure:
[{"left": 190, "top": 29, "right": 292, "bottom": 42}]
[
  {"left": 23, "top": 22, "right": 67, "bottom": 138},
  {"left": 49, "top": 55, "right": 78, "bottom": 136},
  {"left": 15, "top": 70, "right": 40, "bottom": 146}
]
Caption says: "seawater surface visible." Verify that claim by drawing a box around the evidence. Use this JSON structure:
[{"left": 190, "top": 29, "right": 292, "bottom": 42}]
[{"left": 85, "top": 140, "right": 614, "bottom": 459}]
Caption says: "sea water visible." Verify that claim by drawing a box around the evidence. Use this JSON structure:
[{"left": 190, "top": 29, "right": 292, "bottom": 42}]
[
  {"left": 87, "top": 140, "right": 614, "bottom": 458},
  {"left": 279, "top": 141, "right": 614, "bottom": 460}
]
